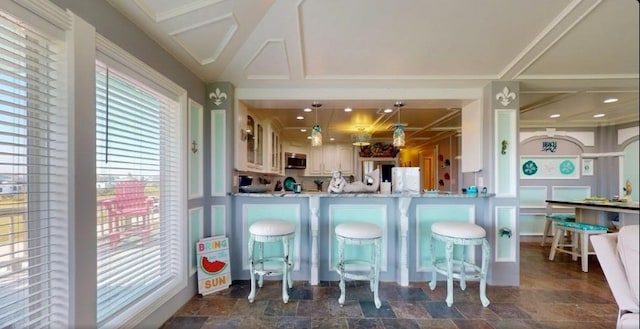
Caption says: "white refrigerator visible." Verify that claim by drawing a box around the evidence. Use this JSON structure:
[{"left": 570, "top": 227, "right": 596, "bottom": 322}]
[{"left": 391, "top": 167, "right": 421, "bottom": 194}]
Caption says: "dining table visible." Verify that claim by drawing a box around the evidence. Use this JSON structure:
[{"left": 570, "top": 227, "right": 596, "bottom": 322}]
[{"left": 545, "top": 199, "right": 639, "bottom": 229}]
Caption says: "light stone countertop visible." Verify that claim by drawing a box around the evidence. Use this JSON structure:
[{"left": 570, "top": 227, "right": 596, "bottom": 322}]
[{"left": 232, "top": 191, "right": 495, "bottom": 198}]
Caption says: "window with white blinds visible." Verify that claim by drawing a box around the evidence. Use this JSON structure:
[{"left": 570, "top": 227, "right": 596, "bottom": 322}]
[
  {"left": 0, "top": 10, "right": 69, "bottom": 329},
  {"left": 95, "top": 58, "right": 184, "bottom": 326}
]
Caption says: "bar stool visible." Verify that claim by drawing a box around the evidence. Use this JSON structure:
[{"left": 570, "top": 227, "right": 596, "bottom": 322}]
[
  {"left": 429, "top": 221, "right": 490, "bottom": 307},
  {"left": 335, "top": 222, "right": 383, "bottom": 309},
  {"left": 549, "top": 221, "right": 608, "bottom": 272},
  {"left": 540, "top": 214, "right": 576, "bottom": 246},
  {"left": 247, "top": 220, "right": 295, "bottom": 303}
]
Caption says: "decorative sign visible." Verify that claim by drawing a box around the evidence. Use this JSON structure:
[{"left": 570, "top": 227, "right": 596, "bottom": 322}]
[
  {"left": 197, "top": 236, "right": 231, "bottom": 295},
  {"left": 358, "top": 143, "right": 399, "bottom": 158},
  {"left": 582, "top": 158, "right": 594, "bottom": 176},
  {"left": 520, "top": 156, "right": 579, "bottom": 179},
  {"left": 541, "top": 141, "right": 557, "bottom": 153}
]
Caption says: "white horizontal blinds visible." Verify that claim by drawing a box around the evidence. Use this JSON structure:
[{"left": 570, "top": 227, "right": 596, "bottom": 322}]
[
  {"left": 95, "top": 60, "right": 181, "bottom": 325},
  {"left": 0, "top": 9, "right": 68, "bottom": 329}
]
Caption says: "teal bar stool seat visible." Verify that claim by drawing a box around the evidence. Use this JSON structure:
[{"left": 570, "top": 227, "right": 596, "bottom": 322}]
[
  {"left": 541, "top": 214, "right": 576, "bottom": 246},
  {"left": 247, "top": 220, "right": 295, "bottom": 303},
  {"left": 429, "top": 222, "right": 490, "bottom": 307},
  {"left": 549, "top": 221, "right": 608, "bottom": 272},
  {"left": 335, "top": 222, "right": 383, "bottom": 309}
]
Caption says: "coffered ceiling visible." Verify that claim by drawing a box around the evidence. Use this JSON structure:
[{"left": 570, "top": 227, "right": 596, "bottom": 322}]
[{"left": 107, "top": 0, "right": 639, "bottom": 148}]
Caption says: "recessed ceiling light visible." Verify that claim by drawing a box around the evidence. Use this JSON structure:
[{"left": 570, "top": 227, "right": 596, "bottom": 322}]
[
  {"left": 329, "top": 137, "right": 335, "bottom": 141},
  {"left": 383, "top": 108, "right": 393, "bottom": 113},
  {"left": 307, "top": 136, "right": 312, "bottom": 139},
  {"left": 593, "top": 113, "right": 605, "bottom": 118},
  {"left": 300, "top": 128, "right": 307, "bottom": 132},
  {"left": 603, "top": 98, "right": 618, "bottom": 104},
  {"left": 303, "top": 108, "right": 312, "bottom": 112},
  {"left": 296, "top": 116, "right": 304, "bottom": 120},
  {"left": 549, "top": 114, "right": 560, "bottom": 118},
  {"left": 344, "top": 108, "right": 352, "bottom": 112}
]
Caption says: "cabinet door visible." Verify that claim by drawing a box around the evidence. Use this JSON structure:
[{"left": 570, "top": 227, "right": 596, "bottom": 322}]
[
  {"left": 322, "top": 144, "right": 337, "bottom": 175},
  {"left": 256, "top": 123, "right": 263, "bottom": 166},
  {"left": 246, "top": 115, "right": 255, "bottom": 165},
  {"left": 270, "top": 129, "right": 282, "bottom": 174},
  {"left": 307, "top": 146, "right": 324, "bottom": 175},
  {"left": 271, "top": 130, "right": 277, "bottom": 170},
  {"left": 336, "top": 144, "right": 354, "bottom": 175}
]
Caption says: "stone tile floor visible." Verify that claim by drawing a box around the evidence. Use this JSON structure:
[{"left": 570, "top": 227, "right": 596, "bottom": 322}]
[{"left": 162, "top": 243, "right": 618, "bottom": 328}]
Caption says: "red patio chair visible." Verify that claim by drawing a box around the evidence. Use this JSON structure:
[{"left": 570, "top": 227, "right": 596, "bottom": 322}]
[{"left": 100, "top": 180, "right": 155, "bottom": 247}]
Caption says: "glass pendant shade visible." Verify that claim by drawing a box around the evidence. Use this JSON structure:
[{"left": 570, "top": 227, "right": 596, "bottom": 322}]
[
  {"left": 392, "top": 101, "right": 405, "bottom": 147},
  {"left": 393, "top": 125, "right": 405, "bottom": 147},
  {"left": 310, "top": 101, "right": 322, "bottom": 147},
  {"left": 311, "top": 124, "right": 322, "bottom": 147},
  {"left": 351, "top": 132, "right": 371, "bottom": 146}
]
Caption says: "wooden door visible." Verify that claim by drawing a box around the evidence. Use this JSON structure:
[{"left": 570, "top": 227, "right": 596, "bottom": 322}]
[{"left": 423, "top": 156, "right": 434, "bottom": 190}]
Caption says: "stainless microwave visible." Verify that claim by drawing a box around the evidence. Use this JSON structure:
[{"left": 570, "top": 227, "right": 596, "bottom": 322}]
[{"left": 285, "top": 152, "right": 306, "bottom": 169}]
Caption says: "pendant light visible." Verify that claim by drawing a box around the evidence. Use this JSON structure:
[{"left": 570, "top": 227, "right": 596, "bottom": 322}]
[
  {"left": 393, "top": 101, "right": 405, "bottom": 147},
  {"left": 311, "top": 101, "right": 322, "bottom": 147},
  {"left": 351, "top": 128, "right": 371, "bottom": 146}
]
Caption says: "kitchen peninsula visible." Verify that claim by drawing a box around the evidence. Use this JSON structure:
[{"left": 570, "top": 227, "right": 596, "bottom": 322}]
[{"left": 229, "top": 191, "right": 508, "bottom": 287}]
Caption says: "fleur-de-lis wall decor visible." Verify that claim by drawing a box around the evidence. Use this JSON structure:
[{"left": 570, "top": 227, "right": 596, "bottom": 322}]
[
  {"left": 209, "top": 88, "right": 228, "bottom": 106},
  {"left": 495, "top": 86, "right": 517, "bottom": 106}
]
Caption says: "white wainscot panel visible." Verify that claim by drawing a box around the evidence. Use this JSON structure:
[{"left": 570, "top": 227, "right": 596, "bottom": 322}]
[{"left": 414, "top": 204, "right": 476, "bottom": 272}]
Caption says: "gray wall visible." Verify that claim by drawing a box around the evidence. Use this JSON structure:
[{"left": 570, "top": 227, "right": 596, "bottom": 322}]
[{"left": 49, "top": 1, "right": 206, "bottom": 328}]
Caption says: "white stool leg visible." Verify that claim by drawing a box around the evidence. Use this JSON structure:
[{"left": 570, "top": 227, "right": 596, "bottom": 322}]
[
  {"left": 287, "top": 235, "right": 293, "bottom": 289},
  {"left": 282, "top": 236, "right": 290, "bottom": 303},
  {"left": 429, "top": 236, "right": 437, "bottom": 290},
  {"left": 580, "top": 232, "right": 589, "bottom": 272},
  {"left": 444, "top": 240, "right": 454, "bottom": 307},
  {"left": 258, "top": 241, "right": 265, "bottom": 287},
  {"left": 548, "top": 227, "right": 563, "bottom": 260},
  {"left": 459, "top": 246, "right": 467, "bottom": 291},
  {"left": 480, "top": 239, "right": 490, "bottom": 307},
  {"left": 248, "top": 235, "right": 256, "bottom": 303},
  {"left": 369, "top": 242, "right": 375, "bottom": 292},
  {"left": 570, "top": 230, "right": 579, "bottom": 261},
  {"left": 337, "top": 237, "right": 346, "bottom": 307},
  {"left": 373, "top": 238, "right": 381, "bottom": 309},
  {"left": 541, "top": 218, "right": 552, "bottom": 246}
]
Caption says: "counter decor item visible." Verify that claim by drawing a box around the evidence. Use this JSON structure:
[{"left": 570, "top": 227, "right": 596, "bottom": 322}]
[
  {"left": 313, "top": 179, "right": 324, "bottom": 191},
  {"left": 380, "top": 181, "right": 391, "bottom": 194},
  {"left": 328, "top": 169, "right": 381, "bottom": 193},
  {"left": 623, "top": 180, "right": 632, "bottom": 202},
  {"left": 239, "top": 185, "right": 268, "bottom": 193},
  {"left": 283, "top": 177, "right": 296, "bottom": 191}
]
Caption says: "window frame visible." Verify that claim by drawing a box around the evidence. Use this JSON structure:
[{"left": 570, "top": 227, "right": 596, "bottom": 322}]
[{"left": 95, "top": 34, "right": 188, "bottom": 328}]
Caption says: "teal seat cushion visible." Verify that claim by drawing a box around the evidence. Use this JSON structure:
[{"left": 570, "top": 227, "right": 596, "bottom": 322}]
[
  {"left": 545, "top": 214, "right": 576, "bottom": 221},
  {"left": 557, "top": 221, "right": 608, "bottom": 231}
]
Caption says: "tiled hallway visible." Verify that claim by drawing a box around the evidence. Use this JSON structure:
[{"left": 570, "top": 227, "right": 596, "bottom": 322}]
[{"left": 162, "top": 242, "right": 617, "bottom": 329}]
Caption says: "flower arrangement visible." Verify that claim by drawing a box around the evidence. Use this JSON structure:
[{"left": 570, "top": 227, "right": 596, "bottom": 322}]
[
  {"left": 623, "top": 179, "right": 632, "bottom": 196},
  {"left": 313, "top": 179, "right": 324, "bottom": 191}
]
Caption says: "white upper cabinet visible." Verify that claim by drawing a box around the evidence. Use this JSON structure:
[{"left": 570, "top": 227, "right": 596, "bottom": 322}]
[
  {"left": 235, "top": 104, "right": 281, "bottom": 174},
  {"left": 268, "top": 122, "right": 283, "bottom": 175},
  {"left": 307, "top": 144, "right": 354, "bottom": 176}
]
